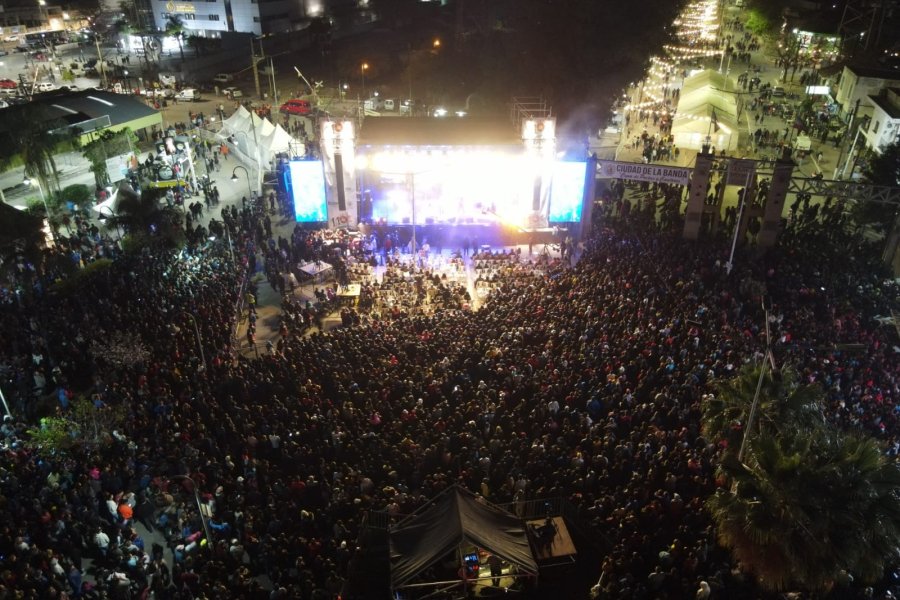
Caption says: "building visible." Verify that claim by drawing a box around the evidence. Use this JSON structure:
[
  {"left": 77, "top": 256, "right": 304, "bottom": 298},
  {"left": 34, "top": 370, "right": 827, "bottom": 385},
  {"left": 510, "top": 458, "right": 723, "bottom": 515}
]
[
  {"left": 864, "top": 88, "right": 900, "bottom": 152},
  {"left": 0, "top": 0, "right": 65, "bottom": 32},
  {"left": 147, "top": 0, "right": 317, "bottom": 36},
  {"left": 835, "top": 64, "right": 900, "bottom": 120},
  {"left": 0, "top": 89, "right": 163, "bottom": 145}
]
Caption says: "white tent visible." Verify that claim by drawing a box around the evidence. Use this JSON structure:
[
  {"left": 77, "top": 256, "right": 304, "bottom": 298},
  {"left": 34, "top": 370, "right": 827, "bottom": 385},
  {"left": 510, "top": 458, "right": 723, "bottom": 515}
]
[
  {"left": 91, "top": 184, "right": 130, "bottom": 215},
  {"left": 672, "top": 69, "right": 739, "bottom": 152},
  {"left": 219, "top": 106, "right": 301, "bottom": 166}
]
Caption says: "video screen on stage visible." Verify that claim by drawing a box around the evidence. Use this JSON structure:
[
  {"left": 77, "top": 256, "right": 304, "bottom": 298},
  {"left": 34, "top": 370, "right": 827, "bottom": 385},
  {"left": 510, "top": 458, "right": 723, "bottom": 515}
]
[
  {"left": 549, "top": 161, "right": 587, "bottom": 222},
  {"left": 364, "top": 151, "right": 535, "bottom": 227},
  {"left": 286, "top": 161, "right": 328, "bottom": 222}
]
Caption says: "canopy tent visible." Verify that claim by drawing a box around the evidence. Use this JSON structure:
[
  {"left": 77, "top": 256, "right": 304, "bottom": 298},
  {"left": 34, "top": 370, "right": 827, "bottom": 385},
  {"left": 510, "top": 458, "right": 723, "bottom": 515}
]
[
  {"left": 91, "top": 184, "right": 130, "bottom": 215},
  {"left": 218, "top": 106, "right": 302, "bottom": 167},
  {"left": 679, "top": 68, "right": 734, "bottom": 97},
  {"left": 389, "top": 486, "right": 538, "bottom": 594},
  {"left": 672, "top": 70, "right": 740, "bottom": 151}
]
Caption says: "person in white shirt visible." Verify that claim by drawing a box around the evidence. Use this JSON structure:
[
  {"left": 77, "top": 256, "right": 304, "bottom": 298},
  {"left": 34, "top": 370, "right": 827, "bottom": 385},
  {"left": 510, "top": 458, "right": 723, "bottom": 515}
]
[{"left": 94, "top": 528, "right": 110, "bottom": 557}]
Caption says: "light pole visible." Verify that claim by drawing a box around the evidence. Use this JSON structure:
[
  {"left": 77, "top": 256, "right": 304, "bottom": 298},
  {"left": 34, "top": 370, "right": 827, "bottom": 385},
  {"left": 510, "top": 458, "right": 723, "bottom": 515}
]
[
  {"left": 171, "top": 474, "right": 213, "bottom": 552},
  {"left": 361, "top": 62, "right": 368, "bottom": 99},
  {"left": 231, "top": 130, "right": 260, "bottom": 192},
  {"left": 23, "top": 176, "right": 55, "bottom": 243},
  {"left": 231, "top": 165, "right": 253, "bottom": 200},
  {"left": 180, "top": 311, "right": 207, "bottom": 371}
]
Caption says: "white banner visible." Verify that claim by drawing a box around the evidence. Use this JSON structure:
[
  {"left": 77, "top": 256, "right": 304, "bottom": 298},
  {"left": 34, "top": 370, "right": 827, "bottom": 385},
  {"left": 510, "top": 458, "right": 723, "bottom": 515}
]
[{"left": 597, "top": 160, "right": 692, "bottom": 186}]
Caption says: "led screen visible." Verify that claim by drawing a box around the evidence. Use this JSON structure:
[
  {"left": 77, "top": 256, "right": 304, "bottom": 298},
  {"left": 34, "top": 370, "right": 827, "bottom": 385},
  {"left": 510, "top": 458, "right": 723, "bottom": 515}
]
[
  {"left": 287, "top": 161, "right": 327, "bottom": 222},
  {"left": 549, "top": 161, "right": 587, "bottom": 222}
]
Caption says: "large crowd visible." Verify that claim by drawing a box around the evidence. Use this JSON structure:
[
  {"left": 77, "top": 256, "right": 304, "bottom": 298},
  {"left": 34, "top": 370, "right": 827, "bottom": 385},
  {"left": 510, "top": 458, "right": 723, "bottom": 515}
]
[{"left": 0, "top": 186, "right": 898, "bottom": 600}]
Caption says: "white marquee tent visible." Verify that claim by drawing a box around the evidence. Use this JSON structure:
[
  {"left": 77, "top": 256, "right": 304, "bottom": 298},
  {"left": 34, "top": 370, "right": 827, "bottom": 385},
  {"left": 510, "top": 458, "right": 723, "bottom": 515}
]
[
  {"left": 672, "top": 69, "right": 740, "bottom": 152},
  {"left": 219, "top": 106, "right": 301, "bottom": 167}
]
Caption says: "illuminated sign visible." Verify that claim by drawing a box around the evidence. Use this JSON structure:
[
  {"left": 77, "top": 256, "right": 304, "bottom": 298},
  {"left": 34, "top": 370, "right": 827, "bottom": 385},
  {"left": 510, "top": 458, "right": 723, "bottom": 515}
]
[{"left": 165, "top": 1, "right": 196, "bottom": 13}]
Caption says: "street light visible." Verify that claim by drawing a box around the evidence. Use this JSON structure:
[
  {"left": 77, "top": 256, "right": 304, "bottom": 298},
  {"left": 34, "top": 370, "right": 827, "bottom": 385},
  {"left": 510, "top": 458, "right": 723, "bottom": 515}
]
[
  {"left": 230, "top": 165, "right": 253, "bottom": 200},
  {"left": 361, "top": 62, "right": 369, "bottom": 99},
  {"left": 23, "top": 176, "right": 55, "bottom": 242},
  {"left": 171, "top": 474, "right": 213, "bottom": 553}
]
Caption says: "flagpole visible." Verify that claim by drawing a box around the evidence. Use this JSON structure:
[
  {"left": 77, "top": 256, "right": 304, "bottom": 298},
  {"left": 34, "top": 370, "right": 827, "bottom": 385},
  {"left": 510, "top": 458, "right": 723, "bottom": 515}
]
[{"left": 725, "top": 167, "right": 753, "bottom": 275}]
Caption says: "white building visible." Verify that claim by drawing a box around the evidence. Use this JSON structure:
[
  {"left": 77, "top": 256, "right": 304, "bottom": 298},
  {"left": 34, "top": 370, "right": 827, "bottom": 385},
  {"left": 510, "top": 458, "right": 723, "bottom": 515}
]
[
  {"left": 148, "top": 0, "right": 297, "bottom": 36},
  {"left": 835, "top": 64, "right": 900, "bottom": 121},
  {"left": 143, "top": 0, "right": 375, "bottom": 36},
  {"left": 864, "top": 88, "right": 900, "bottom": 153}
]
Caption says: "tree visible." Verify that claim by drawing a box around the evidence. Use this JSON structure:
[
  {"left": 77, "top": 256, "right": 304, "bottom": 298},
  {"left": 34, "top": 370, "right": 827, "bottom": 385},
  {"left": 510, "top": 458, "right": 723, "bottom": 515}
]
[
  {"left": 704, "top": 365, "right": 900, "bottom": 591},
  {"left": 707, "top": 429, "right": 900, "bottom": 591},
  {"left": 82, "top": 129, "right": 138, "bottom": 187},
  {"left": 165, "top": 15, "right": 186, "bottom": 62},
  {"left": 702, "top": 365, "right": 824, "bottom": 448},
  {"left": 856, "top": 141, "right": 900, "bottom": 231},
  {"left": 26, "top": 396, "right": 128, "bottom": 457},
  {"left": 110, "top": 185, "right": 185, "bottom": 250},
  {"left": 1, "top": 105, "right": 75, "bottom": 196}
]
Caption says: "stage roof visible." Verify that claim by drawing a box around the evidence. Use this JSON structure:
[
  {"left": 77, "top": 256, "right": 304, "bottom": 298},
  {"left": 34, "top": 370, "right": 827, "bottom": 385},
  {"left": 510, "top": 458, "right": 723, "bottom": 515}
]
[
  {"left": 389, "top": 486, "right": 538, "bottom": 589},
  {"left": 358, "top": 117, "right": 522, "bottom": 147}
]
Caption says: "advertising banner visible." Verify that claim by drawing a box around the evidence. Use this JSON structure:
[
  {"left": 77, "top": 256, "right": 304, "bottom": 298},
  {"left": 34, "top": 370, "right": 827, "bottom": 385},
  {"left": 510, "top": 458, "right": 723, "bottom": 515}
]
[{"left": 597, "top": 160, "right": 692, "bottom": 186}]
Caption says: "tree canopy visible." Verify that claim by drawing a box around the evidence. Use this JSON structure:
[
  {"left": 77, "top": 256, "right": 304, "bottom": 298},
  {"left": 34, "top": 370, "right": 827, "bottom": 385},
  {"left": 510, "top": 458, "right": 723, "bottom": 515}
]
[{"left": 703, "top": 365, "right": 900, "bottom": 591}]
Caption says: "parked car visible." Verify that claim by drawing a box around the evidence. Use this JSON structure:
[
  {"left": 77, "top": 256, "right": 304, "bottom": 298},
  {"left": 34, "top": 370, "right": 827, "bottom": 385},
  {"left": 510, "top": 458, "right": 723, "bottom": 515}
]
[
  {"left": 0, "top": 78, "right": 17, "bottom": 89},
  {"left": 175, "top": 88, "right": 199, "bottom": 101},
  {"left": 155, "top": 88, "right": 175, "bottom": 98},
  {"left": 223, "top": 86, "right": 242, "bottom": 99},
  {"left": 36, "top": 82, "right": 56, "bottom": 92},
  {"left": 772, "top": 86, "right": 785, "bottom": 98},
  {"left": 65, "top": 62, "right": 86, "bottom": 76},
  {"left": 213, "top": 73, "right": 233, "bottom": 84},
  {"left": 4, "top": 35, "right": 18, "bottom": 43},
  {"left": 280, "top": 99, "right": 312, "bottom": 115}
]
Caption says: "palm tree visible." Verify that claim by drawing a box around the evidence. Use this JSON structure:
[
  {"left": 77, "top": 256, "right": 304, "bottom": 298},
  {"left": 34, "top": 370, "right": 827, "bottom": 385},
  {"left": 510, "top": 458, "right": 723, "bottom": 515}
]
[
  {"left": 12, "top": 105, "right": 73, "bottom": 196},
  {"left": 110, "top": 185, "right": 184, "bottom": 249},
  {"left": 707, "top": 428, "right": 900, "bottom": 591},
  {"left": 702, "top": 365, "right": 824, "bottom": 450},
  {"left": 165, "top": 15, "right": 186, "bottom": 62}
]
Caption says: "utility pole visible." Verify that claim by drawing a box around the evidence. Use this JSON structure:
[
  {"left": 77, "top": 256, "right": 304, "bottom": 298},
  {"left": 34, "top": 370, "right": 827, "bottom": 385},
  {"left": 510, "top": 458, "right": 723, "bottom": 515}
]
[
  {"left": 95, "top": 36, "right": 108, "bottom": 88},
  {"left": 251, "top": 38, "right": 262, "bottom": 99},
  {"left": 269, "top": 56, "right": 276, "bottom": 104}
]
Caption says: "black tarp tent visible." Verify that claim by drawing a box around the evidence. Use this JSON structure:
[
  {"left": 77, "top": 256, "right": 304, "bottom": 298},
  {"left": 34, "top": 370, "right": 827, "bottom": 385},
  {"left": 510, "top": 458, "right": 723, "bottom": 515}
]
[{"left": 389, "top": 486, "right": 538, "bottom": 593}]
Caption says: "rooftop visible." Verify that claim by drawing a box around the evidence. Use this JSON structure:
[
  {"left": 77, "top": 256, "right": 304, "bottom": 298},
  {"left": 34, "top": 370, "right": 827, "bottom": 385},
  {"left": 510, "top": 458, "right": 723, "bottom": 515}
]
[
  {"left": 0, "top": 89, "right": 160, "bottom": 134},
  {"left": 357, "top": 117, "right": 522, "bottom": 147}
]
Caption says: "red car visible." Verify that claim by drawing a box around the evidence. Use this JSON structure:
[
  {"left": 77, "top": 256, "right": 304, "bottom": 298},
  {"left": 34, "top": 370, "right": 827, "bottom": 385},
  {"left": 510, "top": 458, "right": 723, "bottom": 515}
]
[
  {"left": 0, "top": 79, "right": 17, "bottom": 89},
  {"left": 280, "top": 99, "right": 312, "bottom": 116}
]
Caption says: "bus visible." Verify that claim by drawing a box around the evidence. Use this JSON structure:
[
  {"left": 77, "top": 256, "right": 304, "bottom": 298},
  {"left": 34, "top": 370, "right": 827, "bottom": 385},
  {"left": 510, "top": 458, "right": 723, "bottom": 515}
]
[{"left": 18, "top": 30, "right": 69, "bottom": 50}]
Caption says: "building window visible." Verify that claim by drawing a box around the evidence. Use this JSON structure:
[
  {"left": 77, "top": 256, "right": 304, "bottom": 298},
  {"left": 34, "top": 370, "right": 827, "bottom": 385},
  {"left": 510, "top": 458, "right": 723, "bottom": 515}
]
[
  {"left": 208, "top": 13, "right": 220, "bottom": 20},
  {"left": 872, "top": 120, "right": 880, "bottom": 134}
]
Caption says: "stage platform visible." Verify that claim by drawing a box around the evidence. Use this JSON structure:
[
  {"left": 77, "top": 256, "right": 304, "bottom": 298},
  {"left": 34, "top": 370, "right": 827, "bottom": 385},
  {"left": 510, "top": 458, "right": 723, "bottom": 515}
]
[{"left": 526, "top": 516, "right": 577, "bottom": 569}]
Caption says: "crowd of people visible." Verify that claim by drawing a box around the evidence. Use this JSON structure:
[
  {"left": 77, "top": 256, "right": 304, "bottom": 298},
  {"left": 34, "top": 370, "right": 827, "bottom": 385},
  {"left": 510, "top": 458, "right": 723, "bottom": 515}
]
[{"left": 0, "top": 178, "right": 899, "bottom": 600}]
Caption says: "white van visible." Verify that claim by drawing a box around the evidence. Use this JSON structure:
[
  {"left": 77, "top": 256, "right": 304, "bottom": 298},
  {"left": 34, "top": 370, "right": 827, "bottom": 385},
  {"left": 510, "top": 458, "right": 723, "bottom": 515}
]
[
  {"left": 213, "top": 73, "right": 233, "bottom": 83},
  {"left": 175, "top": 88, "right": 199, "bottom": 101},
  {"left": 383, "top": 99, "right": 396, "bottom": 111}
]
